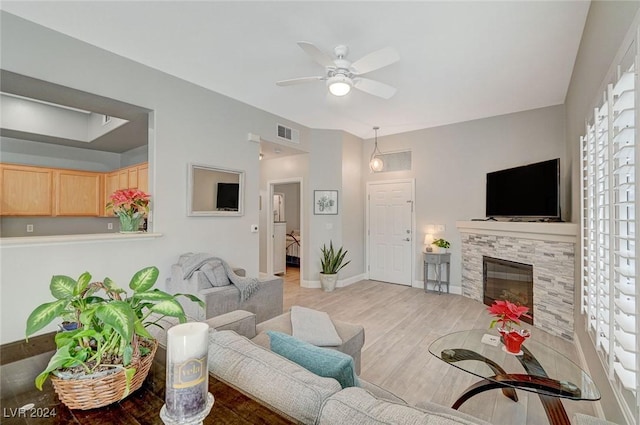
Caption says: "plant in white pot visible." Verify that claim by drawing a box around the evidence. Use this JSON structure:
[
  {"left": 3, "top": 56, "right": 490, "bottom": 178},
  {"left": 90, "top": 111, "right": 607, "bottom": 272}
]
[
  {"left": 432, "top": 238, "right": 451, "bottom": 253},
  {"left": 319, "top": 241, "right": 350, "bottom": 292}
]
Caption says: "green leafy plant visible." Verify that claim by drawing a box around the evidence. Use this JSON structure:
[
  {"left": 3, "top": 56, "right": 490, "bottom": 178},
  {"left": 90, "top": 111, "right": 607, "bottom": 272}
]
[
  {"left": 320, "top": 241, "right": 351, "bottom": 274},
  {"left": 432, "top": 238, "right": 451, "bottom": 249},
  {"left": 26, "top": 266, "right": 203, "bottom": 392}
]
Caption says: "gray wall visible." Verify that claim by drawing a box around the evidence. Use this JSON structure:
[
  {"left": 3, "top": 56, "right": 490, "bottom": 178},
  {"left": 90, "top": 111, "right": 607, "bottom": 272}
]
[
  {"left": 362, "top": 105, "right": 567, "bottom": 290},
  {"left": 259, "top": 128, "right": 365, "bottom": 284},
  {"left": 1, "top": 95, "right": 88, "bottom": 140},
  {"left": 0, "top": 11, "right": 309, "bottom": 343},
  {"left": 341, "top": 132, "right": 365, "bottom": 282},
  {"left": 259, "top": 153, "right": 309, "bottom": 275},
  {"left": 1, "top": 216, "right": 120, "bottom": 237},
  {"left": 273, "top": 182, "right": 300, "bottom": 233},
  {"left": 565, "top": 2, "right": 640, "bottom": 424},
  {"left": 1, "top": 136, "right": 122, "bottom": 171},
  {"left": 308, "top": 130, "right": 345, "bottom": 280}
]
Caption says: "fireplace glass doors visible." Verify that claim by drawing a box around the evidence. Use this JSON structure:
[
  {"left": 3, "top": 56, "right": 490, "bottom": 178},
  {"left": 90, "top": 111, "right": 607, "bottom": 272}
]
[{"left": 483, "top": 256, "right": 533, "bottom": 325}]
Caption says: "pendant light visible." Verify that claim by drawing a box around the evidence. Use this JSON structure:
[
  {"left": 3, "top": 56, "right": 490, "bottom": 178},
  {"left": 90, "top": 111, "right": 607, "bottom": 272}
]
[{"left": 369, "top": 126, "right": 384, "bottom": 172}]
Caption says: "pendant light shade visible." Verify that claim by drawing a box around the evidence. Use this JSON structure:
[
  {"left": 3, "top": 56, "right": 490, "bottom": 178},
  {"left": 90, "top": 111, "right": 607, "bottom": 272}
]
[{"left": 369, "top": 126, "right": 384, "bottom": 172}]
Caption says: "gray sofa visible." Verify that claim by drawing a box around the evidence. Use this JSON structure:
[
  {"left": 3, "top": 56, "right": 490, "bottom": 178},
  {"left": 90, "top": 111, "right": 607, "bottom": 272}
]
[
  {"left": 166, "top": 261, "right": 283, "bottom": 323},
  {"left": 206, "top": 310, "right": 493, "bottom": 425}
]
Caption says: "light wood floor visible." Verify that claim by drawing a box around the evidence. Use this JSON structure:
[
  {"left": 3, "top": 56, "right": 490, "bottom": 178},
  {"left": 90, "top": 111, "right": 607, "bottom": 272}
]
[{"left": 281, "top": 267, "right": 598, "bottom": 425}]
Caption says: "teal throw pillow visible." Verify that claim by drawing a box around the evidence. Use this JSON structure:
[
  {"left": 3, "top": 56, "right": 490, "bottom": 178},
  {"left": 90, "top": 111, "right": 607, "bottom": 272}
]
[{"left": 267, "top": 331, "right": 359, "bottom": 389}]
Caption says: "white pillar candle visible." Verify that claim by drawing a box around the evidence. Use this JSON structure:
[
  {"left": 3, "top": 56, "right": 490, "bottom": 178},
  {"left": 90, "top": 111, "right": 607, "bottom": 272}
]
[{"left": 165, "top": 322, "right": 210, "bottom": 421}]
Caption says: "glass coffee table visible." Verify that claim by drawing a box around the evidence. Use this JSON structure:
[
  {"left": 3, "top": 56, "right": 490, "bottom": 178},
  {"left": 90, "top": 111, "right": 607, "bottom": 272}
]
[{"left": 429, "top": 330, "right": 600, "bottom": 425}]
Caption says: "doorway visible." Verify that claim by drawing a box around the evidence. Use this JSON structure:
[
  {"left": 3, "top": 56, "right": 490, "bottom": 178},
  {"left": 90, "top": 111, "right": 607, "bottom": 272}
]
[
  {"left": 267, "top": 178, "right": 303, "bottom": 286},
  {"left": 366, "top": 179, "right": 415, "bottom": 286}
]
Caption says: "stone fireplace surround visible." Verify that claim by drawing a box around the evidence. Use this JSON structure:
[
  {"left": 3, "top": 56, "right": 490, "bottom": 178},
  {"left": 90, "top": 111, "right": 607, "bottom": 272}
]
[{"left": 456, "top": 221, "right": 578, "bottom": 341}]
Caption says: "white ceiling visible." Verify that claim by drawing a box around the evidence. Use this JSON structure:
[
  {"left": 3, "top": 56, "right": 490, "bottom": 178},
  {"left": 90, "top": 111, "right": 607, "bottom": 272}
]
[{"left": 1, "top": 1, "right": 590, "bottom": 139}]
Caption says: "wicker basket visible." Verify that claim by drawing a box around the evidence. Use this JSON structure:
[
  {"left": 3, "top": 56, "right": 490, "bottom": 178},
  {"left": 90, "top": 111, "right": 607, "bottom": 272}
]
[{"left": 51, "top": 339, "right": 158, "bottom": 410}]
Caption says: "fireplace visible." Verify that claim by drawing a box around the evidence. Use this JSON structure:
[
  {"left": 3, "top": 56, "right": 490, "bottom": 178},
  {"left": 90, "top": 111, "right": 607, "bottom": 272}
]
[{"left": 483, "top": 256, "right": 533, "bottom": 325}]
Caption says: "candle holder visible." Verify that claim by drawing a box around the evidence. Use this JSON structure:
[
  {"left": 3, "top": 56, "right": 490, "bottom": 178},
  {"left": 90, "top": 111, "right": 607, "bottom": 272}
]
[{"left": 160, "top": 322, "right": 214, "bottom": 425}]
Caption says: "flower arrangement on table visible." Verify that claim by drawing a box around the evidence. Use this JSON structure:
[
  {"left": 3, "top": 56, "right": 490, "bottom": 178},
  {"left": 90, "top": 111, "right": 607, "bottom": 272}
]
[
  {"left": 487, "top": 299, "right": 532, "bottom": 353},
  {"left": 106, "top": 189, "right": 150, "bottom": 232}
]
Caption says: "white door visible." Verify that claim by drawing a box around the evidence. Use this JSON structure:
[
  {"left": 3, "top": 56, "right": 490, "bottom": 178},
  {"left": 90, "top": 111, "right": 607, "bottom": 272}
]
[
  {"left": 368, "top": 181, "right": 413, "bottom": 285},
  {"left": 273, "top": 222, "right": 287, "bottom": 275}
]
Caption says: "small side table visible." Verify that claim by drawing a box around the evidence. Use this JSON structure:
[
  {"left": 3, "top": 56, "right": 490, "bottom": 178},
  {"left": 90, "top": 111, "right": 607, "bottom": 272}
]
[{"left": 423, "top": 252, "right": 451, "bottom": 294}]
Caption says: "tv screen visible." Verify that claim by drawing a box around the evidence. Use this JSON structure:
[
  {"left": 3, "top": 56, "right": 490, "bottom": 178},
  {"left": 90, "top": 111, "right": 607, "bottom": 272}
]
[
  {"left": 486, "top": 158, "right": 560, "bottom": 219},
  {"left": 216, "top": 183, "right": 239, "bottom": 211}
]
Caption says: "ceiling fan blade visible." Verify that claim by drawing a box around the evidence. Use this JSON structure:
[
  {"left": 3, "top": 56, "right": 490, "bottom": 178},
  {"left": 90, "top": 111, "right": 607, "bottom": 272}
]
[
  {"left": 350, "top": 47, "right": 399, "bottom": 75},
  {"left": 276, "top": 76, "right": 325, "bottom": 86},
  {"left": 297, "top": 41, "right": 335, "bottom": 68},
  {"left": 353, "top": 78, "right": 397, "bottom": 99}
]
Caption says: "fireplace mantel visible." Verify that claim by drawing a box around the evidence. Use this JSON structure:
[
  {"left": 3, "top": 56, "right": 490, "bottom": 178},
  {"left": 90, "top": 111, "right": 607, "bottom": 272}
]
[{"left": 456, "top": 221, "right": 578, "bottom": 243}]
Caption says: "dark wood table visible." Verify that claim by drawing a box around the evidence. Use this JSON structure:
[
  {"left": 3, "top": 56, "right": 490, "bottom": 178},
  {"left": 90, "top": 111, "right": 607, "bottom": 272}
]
[
  {"left": 428, "top": 330, "right": 601, "bottom": 425},
  {"left": 1, "top": 333, "right": 293, "bottom": 424}
]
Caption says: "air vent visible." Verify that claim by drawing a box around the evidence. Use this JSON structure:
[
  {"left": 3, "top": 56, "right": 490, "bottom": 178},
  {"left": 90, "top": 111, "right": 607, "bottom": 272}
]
[{"left": 277, "top": 124, "right": 300, "bottom": 143}]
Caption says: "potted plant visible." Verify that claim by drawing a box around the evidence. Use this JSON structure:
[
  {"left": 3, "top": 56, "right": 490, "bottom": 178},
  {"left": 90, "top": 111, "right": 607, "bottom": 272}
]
[
  {"left": 25, "top": 266, "right": 202, "bottom": 410},
  {"left": 319, "top": 241, "right": 350, "bottom": 292},
  {"left": 487, "top": 299, "right": 532, "bottom": 354},
  {"left": 432, "top": 238, "right": 451, "bottom": 253},
  {"left": 106, "top": 189, "right": 151, "bottom": 232}
]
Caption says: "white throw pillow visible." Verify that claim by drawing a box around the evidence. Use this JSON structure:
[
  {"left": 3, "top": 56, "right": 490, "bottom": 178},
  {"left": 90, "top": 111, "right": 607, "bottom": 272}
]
[{"left": 291, "top": 306, "right": 342, "bottom": 346}]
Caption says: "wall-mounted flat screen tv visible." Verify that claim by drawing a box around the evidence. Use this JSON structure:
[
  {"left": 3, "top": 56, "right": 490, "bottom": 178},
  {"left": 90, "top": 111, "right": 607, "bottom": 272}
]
[
  {"left": 216, "top": 183, "right": 239, "bottom": 211},
  {"left": 486, "top": 158, "right": 560, "bottom": 219}
]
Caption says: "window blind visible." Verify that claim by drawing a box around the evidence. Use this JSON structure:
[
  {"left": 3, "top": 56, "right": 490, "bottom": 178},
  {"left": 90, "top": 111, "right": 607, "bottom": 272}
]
[{"left": 581, "top": 44, "right": 638, "bottom": 422}]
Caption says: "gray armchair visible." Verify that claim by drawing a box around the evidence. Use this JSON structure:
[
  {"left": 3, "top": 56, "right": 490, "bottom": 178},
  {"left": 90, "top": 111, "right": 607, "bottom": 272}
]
[{"left": 166, "top": 261, "right": 283, "bottom": 324}]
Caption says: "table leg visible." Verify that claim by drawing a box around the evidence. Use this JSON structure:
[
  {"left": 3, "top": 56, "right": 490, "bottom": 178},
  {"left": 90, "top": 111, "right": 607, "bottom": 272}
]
[
  {"left": 538, "top": 395, "right": 571, "bottom": 425},
  {"left": 445, "top": 262, "right": 450, "bottom": 293},
  {"left": 423, "top": 261, "right": 428, "bottom": 293},
  {"left": 443, "top": 348, "right": 577, "bottom": 425},
  {"left": 452, "top": 378, "right": 517, "bottom": 409},
  {"left": 442, "top": 349, "right": 517, "bottom": 402}
]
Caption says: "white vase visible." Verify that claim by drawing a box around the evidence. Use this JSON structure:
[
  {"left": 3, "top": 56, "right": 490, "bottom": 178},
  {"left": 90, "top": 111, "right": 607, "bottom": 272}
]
[{"left": 319, "top": 273, "right": 338, "bottom": 292}]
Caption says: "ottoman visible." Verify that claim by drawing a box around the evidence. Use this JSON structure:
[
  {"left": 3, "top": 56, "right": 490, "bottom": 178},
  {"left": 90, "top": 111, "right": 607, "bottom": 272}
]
[
  {"left": 205, "top": 309, "right": 365, "bottom": 374},
  {"left": 254, "top": 310, "right": 365, "bottom": 374}
]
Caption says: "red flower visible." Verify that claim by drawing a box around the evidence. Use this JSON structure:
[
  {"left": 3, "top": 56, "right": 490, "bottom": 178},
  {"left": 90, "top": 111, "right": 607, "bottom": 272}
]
[
  {"left": 487, "top": 299, "right": 531, "bottom": 331},
  {"left": 106, "top": 189, "right": 150, "bottom": 218}
]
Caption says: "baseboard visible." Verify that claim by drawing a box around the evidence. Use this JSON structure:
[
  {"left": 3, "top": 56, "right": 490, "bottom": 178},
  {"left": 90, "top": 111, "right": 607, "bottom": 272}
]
[
  {"left": 301, "top": 273, "right": 366, "bottom": 289},
  {"left": 338, "top": 273, "right": 366, "bottom": 288}
]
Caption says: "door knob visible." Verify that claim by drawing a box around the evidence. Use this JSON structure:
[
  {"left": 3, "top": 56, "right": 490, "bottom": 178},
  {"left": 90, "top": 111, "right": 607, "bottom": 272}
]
[{"left": 404, "top": 238, "right": 410, "bottom": 241}]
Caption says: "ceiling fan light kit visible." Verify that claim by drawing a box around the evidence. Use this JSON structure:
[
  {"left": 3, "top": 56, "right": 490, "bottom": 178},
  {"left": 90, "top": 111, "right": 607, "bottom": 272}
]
[
  {"left": 327, "top": 74, "right": 352, "bottom": 96},
  {"left": 276, "top": 41, "right": 399, "bottom": 99}
]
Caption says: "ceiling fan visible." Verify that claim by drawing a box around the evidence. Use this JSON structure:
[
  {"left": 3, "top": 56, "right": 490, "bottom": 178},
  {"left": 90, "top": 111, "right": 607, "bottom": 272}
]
[{"left": 276, "top": 42, "right": 399, "bottom": 99}]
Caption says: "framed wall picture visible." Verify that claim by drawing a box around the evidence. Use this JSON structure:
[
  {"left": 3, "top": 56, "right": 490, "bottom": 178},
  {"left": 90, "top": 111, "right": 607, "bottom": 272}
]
[{"left": 314, "top": 190, "right": 338, "bottom": 215}]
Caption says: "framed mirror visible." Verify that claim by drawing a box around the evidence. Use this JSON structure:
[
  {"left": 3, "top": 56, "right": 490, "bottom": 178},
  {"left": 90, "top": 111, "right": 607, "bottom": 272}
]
[{"left": 188, "top": 164, "right": 244, "bottom": 216}]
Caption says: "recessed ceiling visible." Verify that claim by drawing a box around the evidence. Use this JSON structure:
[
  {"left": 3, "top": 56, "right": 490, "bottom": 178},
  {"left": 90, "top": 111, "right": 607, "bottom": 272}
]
[
  {"left": 0, "top": 70, "right": 150, "bottom": 153},
  {"left": 0, "top": 1, "right": 590, "bottom": 138}
]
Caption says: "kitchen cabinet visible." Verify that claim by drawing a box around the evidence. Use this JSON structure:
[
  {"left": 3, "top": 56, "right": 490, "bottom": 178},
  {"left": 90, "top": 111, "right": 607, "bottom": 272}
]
[
  {"left": 137, "top": 164, "right": 148, "bottom": 192},
  {"left": 0, "top": 164, "right": 54, "bottom": 216},
  {"left": 104, "top": 163, "right": 149, "bottom": 215},
  {"left": 1, "top": 162, "right": 148, "bottom": 217},
  {"left": 118, "top": 170, "right": 128, "bottom": 189},
  {"left": 55, "top": 170, "right": 102, "bottom": 216},
  {"left": 128, "top": 167, "right": 138, "bottom": 189}
]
